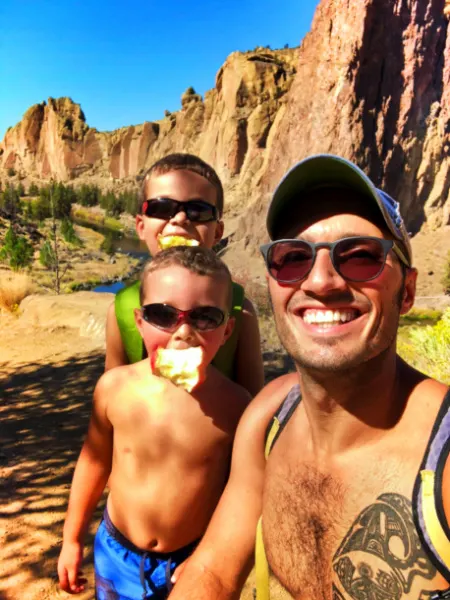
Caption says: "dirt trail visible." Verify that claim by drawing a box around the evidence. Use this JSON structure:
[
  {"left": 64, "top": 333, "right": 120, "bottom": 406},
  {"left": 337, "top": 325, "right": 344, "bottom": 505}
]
[{"left": 0, "top": 312, "right": 290, "bottom": 600}]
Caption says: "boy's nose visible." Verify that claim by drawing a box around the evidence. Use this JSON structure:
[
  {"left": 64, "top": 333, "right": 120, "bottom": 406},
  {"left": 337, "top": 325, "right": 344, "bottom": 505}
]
[
  {"left": 172, "top": 322, "right": 197, "bottom": 343},
  {"left": 170, "top": 207, "right": 189, "bottom": 224}
]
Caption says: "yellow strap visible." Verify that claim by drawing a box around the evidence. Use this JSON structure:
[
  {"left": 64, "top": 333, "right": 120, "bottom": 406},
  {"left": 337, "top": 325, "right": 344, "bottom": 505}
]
[
  {"left": 265, "top": 418, "right": 280, "bottom": 460},
  {"left": 255, "top": 517, "right": 270, "bottom": 600},
  {"left": 421, "top": 470, "right": 450, "bottom": 567}
]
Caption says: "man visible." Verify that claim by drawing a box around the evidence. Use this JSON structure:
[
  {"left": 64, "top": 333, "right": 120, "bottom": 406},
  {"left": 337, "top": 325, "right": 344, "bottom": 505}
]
[{"left": 168, "top": 154, "right": 450, "bottom": 600}]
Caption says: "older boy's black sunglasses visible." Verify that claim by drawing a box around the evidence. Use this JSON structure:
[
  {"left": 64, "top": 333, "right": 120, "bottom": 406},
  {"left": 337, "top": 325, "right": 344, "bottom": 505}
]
[
  {"left": 142, "top": 197, "right": 219, "bottom": 223},
  {"left": 141, "top": 303, "right": 226, "bottom": 332},
  {"left": 260, "top": 236, "right": 410, "bottom": 284}
]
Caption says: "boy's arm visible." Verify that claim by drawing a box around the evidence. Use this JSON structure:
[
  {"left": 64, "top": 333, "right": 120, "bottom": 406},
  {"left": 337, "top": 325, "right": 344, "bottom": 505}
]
[
  {"left": 234, "top": 297, "right": 265, "bottom": 397},
  {"left": 105, "top": 302, "right": 128, "bottom": 371},
  {"left": 169, "top": 375, "right": 294, "bottom": 600},
  {"left": 58, "top": 375, "right": 114, "bottom": 593}
]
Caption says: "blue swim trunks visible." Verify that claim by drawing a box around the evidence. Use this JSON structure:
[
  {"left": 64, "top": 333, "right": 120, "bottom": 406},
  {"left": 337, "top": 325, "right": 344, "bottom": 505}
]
[{"left": 94, "top": 509, "right": 199, "bottom": 600}]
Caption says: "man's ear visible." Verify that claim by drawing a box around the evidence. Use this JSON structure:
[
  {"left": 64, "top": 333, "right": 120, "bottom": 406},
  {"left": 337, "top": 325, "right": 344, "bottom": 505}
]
[
  {"left": 221, "top": 316, "right": 235, "bottom": 346},
  {"left": 134, "top": 307, "right": 145, "bottom": 338},
  {"left": 135, "top": 214, "right": 146, "bottom": 241},
  {"left": 214, "top": 220, "right": 224, "bottom": 245},
  {"left": 400, "top": 268, "right": 417, "bottom": 315}
]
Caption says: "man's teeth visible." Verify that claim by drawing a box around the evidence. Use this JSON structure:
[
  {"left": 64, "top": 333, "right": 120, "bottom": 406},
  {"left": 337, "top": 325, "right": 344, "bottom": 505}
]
[{"left": 302, "top": 310, "right": 358, "bottom": 325}]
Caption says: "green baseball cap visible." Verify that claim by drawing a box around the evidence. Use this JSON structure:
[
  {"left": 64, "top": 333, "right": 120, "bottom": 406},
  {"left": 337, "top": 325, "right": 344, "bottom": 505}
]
[{"left": 266, "top": 154, "right": 412, "bottom": 265}]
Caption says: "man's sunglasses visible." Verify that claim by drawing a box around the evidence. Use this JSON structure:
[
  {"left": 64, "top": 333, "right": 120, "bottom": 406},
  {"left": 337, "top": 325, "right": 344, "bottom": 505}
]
[
  {"left": 260, "top": 236, "right": 410, "bottom": 284},
  {"left": 141, "top": 303, "right": 226, "bottom": 332},
  {"left": 142, "top": 197, "right": 219, "bottom": 223}
]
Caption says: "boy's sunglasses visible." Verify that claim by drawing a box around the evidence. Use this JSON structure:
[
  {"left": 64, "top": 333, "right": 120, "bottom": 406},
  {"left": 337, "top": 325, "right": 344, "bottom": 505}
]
[
  {"left": 142, "top": 197, "right": 219, "bottom": 223},
  {"left": 260, "top": 236, "right": 410, "bottom": 284},
  {"left": 141, "top": 303, "right": 226, "bottom": 332}
]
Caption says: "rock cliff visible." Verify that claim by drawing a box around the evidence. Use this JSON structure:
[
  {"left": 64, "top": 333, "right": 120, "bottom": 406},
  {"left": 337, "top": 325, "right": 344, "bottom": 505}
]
[
  {"left": 0, "top": 48, "right": 297, "bottom": 214},
  {"left": 3, "top": 0, "right": 450, "bottom": 249}
]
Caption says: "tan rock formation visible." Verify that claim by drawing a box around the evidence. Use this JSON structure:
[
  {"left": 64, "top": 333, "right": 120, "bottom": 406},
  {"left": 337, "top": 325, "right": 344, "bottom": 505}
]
[
  {"left": 4, "top": 0, "right": 450, "bottom": 252},
  {"left": 254, "top": 0, "right": 450, "bottom": 248},
  {"left": 0, "top": 48, "right": 297, "bottom": 215}
]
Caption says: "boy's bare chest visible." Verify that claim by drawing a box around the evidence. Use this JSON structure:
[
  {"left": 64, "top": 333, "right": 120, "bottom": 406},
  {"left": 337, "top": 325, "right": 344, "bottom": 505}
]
[
  {"left": 262, "top": 440, "right": 448, "bottom": 600},
  {"left": 111, "top": 389, "right": 232, "bottom": 462}
]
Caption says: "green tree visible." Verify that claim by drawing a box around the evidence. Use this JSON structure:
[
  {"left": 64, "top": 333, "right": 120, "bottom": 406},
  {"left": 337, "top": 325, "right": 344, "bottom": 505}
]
[
  {"left": 61, "top": 218, "right": 82, "bottom": 246},
  {"left": 101, "top": 232, "right": 115, "bottom": 255},
  {"left": 17, "top": 182, "right": 25, "bottom": 197},
  {"left": 39, "top": 240, "right": 56, "bottom": 269},
  {"left": 0, "top": 184, "right": 21, "bottom": 220},
  {"left": 0, "top": 226, "right": 33, "bottom": 270},
  {"left": 28, "top": 183, "right": 40, "bottom": 197}
]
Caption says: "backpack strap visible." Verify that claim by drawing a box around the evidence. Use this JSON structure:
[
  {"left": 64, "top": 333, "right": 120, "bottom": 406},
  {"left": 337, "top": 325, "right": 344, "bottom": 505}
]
[
  {"left": 114, "top": 281, "right": 144, "bottom": 364},
  {"left": 264, "top": 384, "right": 301, "bottom": 459},
  {"left": 256, "top": 384, "right": 301, "bottom": 600},
  {"left": 413, "top": 389, "right": 450, "bottom": 581}
]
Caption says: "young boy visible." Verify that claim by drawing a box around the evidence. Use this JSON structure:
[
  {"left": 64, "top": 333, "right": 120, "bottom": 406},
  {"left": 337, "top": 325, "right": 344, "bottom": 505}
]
[
  {"left": 57, "top": 246, "right": 251, "bottom": 598},
  {"left": 105, "top": 153, "right": 264, "bottom": 397}
]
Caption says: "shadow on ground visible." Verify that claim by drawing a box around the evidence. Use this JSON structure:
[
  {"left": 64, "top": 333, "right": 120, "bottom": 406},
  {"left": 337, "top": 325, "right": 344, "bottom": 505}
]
[
  {"left": 0, "top": 352, "right": 105, "bottom": 599},
  {"left": 0, "top": 346, "right": 294, "bottom": 599}
]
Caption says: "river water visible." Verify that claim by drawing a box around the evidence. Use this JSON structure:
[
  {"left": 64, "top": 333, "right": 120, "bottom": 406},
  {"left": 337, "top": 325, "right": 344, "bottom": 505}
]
[{"left": 74, "top": 218, "right": 149, "bottom": 293}]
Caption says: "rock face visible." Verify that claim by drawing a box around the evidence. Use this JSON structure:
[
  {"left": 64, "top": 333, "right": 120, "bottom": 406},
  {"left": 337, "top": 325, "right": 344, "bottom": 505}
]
[
  {"left": 3, "top": 0, "right": 450, "bottom": 248},
  {"left": 0, "top": 49, "right": 297, "bottom": 212},
  {"left": 257, "top": 0, "right": 450, "bottom": 240}
]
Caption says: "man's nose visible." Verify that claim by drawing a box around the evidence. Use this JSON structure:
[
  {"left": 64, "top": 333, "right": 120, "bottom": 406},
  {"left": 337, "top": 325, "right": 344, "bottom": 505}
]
[{"left": 301, "top": 248, "right": 348, "bottom": 295}]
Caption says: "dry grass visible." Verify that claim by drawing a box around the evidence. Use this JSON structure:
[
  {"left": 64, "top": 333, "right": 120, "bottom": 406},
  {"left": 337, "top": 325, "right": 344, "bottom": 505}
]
[{"left": 0, "top": 271, "right": 35, "bottom": 313}]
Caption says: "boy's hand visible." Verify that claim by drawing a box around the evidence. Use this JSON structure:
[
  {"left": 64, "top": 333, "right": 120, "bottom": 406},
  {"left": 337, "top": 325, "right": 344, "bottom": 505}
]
[
  {"left": 171, "top": 557, "right": 190, "bottom": 585},
  {"left": 58, "top": 541, "right": 87, "bottom": 594}
]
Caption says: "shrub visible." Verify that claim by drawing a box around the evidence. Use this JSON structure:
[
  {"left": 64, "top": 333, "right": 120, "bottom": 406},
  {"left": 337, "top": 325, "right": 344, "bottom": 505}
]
[
  {"left": 7, "top": 167, "right": 16, "bottom": 177},
  {"left": 398, "top": 308, "right": 450, "bottom": 384},
  {"left": 17, "top": 182, "right": 25, "bottom": 197},
  {"left": 61, "top": 218, "right": 82, "bottom": 246},
  {"left": 101, "top": 232, "right": 116, "bottom": 255},
  {"left": 0, "top": 272, "right": 34, "bottom": 312},
  {"left": 28, "top": 183, "right": 40, "bottom": 197},
  {"left": 39, "top": 240, "right": 56, "bottom": 269},
  {"left": 0, "top": 226, "right": 34, "bottom": 270}
]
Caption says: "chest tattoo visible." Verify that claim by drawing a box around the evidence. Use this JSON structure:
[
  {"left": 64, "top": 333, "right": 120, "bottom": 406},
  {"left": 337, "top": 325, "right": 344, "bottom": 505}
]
[{"left": 333, "top": 493, "right": 437, "bottom": 599}]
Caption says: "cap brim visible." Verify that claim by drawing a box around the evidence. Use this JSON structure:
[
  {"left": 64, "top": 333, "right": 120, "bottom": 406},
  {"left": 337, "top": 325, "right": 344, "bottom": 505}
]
[{"left": 267, "top": 154, "right": 386, "bottom": 240}]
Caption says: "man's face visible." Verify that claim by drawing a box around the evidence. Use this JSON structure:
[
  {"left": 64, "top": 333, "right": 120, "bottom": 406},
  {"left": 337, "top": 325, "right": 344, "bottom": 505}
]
[
  {"left": 135, "top": 170, "right": 224, "bottom": 256},
  {"left": 267, "top": 190, "right": 416, "bottom": 373},
  {"left": 135, "top": 265, "right": 234, "bottom": 367}
]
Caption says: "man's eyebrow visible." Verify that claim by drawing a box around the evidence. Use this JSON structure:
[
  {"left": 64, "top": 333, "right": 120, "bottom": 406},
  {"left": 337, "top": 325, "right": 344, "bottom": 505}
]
[{"left": 291, "top": 233, "right": 372, "bottom": 242}]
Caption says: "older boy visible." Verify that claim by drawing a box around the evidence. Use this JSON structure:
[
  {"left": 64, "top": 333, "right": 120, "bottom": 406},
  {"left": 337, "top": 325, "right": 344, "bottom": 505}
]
[
  {"left": 58, "top": 246, "right": 251, "bottom": 599},
  {"left": 105, "top": 153, "right": 264, "bottom": 397}
]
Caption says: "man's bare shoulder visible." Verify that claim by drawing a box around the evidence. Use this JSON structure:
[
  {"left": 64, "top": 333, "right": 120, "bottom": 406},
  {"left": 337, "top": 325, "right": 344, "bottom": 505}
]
[{"left": 238, "top": 371, "right": 299, "bottom": 437}]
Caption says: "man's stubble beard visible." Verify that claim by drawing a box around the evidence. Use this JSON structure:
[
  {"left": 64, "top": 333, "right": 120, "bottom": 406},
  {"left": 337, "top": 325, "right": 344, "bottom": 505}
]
[{"left": 269, "top": 282, "right": 405, "bottom": 374}]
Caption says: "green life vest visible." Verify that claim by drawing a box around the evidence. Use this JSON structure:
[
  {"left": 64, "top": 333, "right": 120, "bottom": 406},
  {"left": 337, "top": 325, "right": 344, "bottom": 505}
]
[{"left": 114, "top": 279, "right": 245, "bottom": 381}]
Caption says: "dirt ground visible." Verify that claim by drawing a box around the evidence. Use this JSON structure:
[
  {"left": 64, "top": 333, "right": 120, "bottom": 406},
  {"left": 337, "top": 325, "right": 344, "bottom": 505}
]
[
  {"left": 1, "top": 224, "right": 449, "bottom": 600},
  {"left": 0, "top": 309, "right": 291, "bottom": 600}
]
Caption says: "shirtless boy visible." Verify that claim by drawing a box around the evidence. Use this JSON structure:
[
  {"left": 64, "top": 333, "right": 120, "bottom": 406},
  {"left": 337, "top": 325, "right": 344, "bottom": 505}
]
[
  {"left": 105, "top": 153, "right": 264, "bottom": 397},
  {"left": 57, "top": 246, "right": 250, "bottom": 599},
  {"left": 168, "top": 155, "right": 450, "bottom": 599}
]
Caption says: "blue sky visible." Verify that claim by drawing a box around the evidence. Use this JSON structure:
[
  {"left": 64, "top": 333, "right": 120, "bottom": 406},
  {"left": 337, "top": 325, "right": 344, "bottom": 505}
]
[{"left": 0, "top": 0, "right": 319, "bottom": 140}]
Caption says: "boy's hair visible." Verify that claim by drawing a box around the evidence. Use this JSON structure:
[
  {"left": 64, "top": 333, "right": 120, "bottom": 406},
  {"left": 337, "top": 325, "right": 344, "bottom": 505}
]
[
  {"left": 140, "top": 246, "right": 232, "bottom": 308},
  {"left": 141, "top": 153, "right": 224, "bottom": 216}
]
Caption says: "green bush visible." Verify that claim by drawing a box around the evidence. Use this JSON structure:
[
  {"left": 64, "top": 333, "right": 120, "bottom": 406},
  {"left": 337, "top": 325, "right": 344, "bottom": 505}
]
[
  {"left": 39, "top": 240, "right": 56, "bottom": 269},
  {"left": 0, "top": 226, "right": 33, "bottom": 270},
  {"left": 61, "top": 218, "right": 82, "bottom": 246},
  {"left": 398, "top": 308, "right": 450, "bottom": 384},
  {"left": 100, "top": 232, "right": 115, "bottom": 255},
  {"left": 7, "top": 167, "right": 16, "bottom": 177},
  {"left": 28, "top": 183, "right": 39, "bottom": 197}
]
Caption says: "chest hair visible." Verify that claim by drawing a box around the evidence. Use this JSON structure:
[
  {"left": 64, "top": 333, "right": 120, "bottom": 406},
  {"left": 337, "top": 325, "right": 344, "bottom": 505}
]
[{"left": 263, "top": 462, "right": 345, "bottom": 599}]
